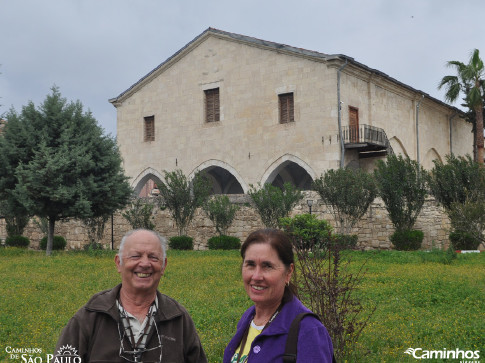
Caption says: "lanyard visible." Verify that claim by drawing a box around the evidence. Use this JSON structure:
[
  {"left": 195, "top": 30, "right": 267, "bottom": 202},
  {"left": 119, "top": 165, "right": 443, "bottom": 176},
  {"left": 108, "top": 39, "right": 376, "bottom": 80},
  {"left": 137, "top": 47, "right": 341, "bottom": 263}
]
[{"left": 236, "top": 303, "right": 282, "bottom": 363}]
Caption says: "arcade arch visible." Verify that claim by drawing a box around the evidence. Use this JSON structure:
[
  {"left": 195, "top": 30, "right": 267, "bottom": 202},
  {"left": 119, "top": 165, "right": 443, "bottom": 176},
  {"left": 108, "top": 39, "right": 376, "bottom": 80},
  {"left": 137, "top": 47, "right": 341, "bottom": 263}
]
[
  {"left": 190, "top": 160, "right": 246, "bottom": 194},
  {"left": 132, "top": 168, "right": 164, "bottom": 197},
  {"left": 261, "top": 154, "right": 315, "bottom": 190},
  {"left": 389, "top": 136, "right": 409, "bottom": 157},
  {"left": 423, "top": 148, "right": 442, "bottom": 170}
]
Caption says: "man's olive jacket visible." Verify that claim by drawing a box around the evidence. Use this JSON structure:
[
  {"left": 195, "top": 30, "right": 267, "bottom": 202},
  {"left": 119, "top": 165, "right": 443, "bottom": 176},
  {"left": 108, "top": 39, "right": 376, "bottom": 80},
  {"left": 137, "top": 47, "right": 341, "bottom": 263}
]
[{"left": 54, "top": 284, "right": 207, "bottom": 363}]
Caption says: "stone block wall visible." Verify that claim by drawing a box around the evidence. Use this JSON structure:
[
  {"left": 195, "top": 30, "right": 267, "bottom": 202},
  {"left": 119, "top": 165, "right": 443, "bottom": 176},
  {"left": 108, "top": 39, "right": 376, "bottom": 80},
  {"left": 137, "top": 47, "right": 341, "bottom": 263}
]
[{"left": 1, "top": 193, "right": 477, "bottom": 252}]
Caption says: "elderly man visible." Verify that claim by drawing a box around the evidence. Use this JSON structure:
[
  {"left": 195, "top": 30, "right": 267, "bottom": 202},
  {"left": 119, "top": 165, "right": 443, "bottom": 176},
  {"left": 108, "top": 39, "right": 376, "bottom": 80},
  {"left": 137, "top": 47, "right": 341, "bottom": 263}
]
[{"left": 54, "top": 229, "right": 207, "bottom": 362}]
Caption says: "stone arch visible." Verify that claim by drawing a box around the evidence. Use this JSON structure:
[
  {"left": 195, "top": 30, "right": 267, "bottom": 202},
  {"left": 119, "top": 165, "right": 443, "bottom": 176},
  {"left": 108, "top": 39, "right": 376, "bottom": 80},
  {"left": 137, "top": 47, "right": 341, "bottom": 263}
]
[
  {"left": 261, "top": 154, "right": 316, "bottom": 190},
  {"left": 389, "top": 136, "right": 409, "bottom": 157},
  {"left": 423, "top": 148, "right": 442, "bottom": 170},
  {"left": 132, "top": 167, "right": 164, "bottom": 197},
  {"left": 190, "top": 160, "right": 247, "bottom": 194}
]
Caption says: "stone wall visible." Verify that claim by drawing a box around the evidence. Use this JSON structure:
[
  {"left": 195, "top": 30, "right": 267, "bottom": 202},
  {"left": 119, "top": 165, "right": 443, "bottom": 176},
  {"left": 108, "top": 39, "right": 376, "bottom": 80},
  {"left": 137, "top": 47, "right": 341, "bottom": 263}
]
[{"left": 2, "top": 193, "right": 477, "bottom": 251}]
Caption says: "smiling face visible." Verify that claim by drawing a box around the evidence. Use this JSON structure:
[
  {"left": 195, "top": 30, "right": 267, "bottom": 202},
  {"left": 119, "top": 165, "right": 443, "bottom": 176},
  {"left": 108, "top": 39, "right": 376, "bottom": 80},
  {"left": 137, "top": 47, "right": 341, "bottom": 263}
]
[
  {"left": 115, "top": 230, "right": 167, "bottom": 296},
  {"left": 242, "top": 242, "right": 294, "bottom": 310}
]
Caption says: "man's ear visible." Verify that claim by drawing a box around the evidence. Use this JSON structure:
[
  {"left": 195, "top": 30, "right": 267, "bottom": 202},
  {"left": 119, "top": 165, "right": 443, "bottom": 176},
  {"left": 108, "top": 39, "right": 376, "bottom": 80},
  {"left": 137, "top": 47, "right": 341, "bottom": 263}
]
[
  {"left": 161, "top": 258, "right": 168, "bottom": 275},
  {"left": 115, "top": 254, "right": 122, "bottom": 273}
]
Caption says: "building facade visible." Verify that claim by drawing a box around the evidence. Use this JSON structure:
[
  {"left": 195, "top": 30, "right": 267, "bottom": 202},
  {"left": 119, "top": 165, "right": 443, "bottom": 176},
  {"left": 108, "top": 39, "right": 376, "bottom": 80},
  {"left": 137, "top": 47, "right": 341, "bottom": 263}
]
[{"left": 110, "top": 28, "right": 472, "bottom": 196}]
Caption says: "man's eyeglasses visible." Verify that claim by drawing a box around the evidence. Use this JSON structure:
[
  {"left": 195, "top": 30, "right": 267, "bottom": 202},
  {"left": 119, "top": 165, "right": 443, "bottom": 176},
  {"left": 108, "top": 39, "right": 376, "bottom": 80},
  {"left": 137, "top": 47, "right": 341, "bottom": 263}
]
[{"left": 118, "top": 320, "right": 162, "bottom": 363}]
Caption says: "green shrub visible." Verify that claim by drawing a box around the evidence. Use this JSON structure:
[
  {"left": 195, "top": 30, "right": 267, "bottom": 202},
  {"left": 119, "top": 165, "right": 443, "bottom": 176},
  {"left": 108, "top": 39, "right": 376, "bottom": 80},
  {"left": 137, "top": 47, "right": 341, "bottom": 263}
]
[
  {"left": 449, "top": 230, "right": 481, "bottom": 250},
  {"left": 5, "top": 235, "right": 30, "bottom": 248},
  {"left": 374, "top": 154, "right": 427, "bottom": 232},
  {"left": 313, "top": 168, "right": 376, "bottom": 235},
  {"left": 169, "top": 236, "right": 194, "bottom": 250},
  {"left": 40, "top": 236, "right": 67, "bottom": 250},
  {"left": 280, "top": 213, "right": 333, "bottom": 250},
  {"left": 122, "top": 198, "right": 156, "bottom": 230},
  {"left": 390, "top": 229, "right": 424, "bottom": 251},
  {"left": 333, "top": 234, "right": 358, "bottom": 249},
  {"left": 207, "top": 235, "right": 241, "bottom": 250},
  {"left": 248, "top": 182, "right": 303, "bottom": 228},
  {"left": 203, "top": 195, "right": 239, "bottom": 236}
]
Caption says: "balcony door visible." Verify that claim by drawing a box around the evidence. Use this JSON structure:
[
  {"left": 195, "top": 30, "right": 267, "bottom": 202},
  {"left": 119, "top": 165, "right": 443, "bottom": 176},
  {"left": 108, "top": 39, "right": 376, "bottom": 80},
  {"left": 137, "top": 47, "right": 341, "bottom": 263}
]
[{"left": 349, "top": 106, "right": 359, "bottom": 143}]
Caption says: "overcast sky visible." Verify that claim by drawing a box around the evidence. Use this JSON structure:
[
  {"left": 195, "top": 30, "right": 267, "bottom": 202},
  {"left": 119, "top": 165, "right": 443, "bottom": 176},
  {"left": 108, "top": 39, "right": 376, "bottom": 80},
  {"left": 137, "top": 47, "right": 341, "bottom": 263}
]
[{"left": 1, "top": 0, "right": 484, "bottom": 137}]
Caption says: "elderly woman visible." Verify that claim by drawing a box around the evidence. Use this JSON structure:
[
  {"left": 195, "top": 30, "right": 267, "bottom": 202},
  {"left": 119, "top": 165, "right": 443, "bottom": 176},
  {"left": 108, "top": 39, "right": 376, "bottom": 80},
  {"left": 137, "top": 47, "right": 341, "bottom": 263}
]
[{"left": 224, "top": 229, "right": 334, "bottom": 363}]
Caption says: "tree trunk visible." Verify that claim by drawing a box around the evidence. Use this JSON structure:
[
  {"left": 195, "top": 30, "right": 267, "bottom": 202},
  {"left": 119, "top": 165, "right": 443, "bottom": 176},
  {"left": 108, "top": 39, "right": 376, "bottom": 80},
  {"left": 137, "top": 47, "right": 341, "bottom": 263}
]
[
  {"left": 46, "top": 217, "right": 55, "bottom": 256},
  {"left": 475, "top": 105, "right": 484, "bottom": 165}
]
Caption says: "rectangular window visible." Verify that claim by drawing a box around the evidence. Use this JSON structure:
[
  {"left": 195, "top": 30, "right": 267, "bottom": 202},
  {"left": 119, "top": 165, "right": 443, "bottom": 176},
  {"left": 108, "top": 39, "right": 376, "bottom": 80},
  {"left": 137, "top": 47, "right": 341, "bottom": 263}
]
[
  {"left": 144, "top": 116, "right": 155, "bottom": 142},
  {"left": 205, "top": 88, "right": 220, "bottom": 122},
  {"left": 279, "top": 93, "right": 294, "bottom": 124}
]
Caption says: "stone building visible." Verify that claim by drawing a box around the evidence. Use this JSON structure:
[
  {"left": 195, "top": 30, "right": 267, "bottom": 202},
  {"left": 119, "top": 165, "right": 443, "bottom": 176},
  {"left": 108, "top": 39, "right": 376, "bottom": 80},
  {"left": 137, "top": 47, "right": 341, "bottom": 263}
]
[{"left": 110, "top": 28, "right": 472, "bottom": 196}]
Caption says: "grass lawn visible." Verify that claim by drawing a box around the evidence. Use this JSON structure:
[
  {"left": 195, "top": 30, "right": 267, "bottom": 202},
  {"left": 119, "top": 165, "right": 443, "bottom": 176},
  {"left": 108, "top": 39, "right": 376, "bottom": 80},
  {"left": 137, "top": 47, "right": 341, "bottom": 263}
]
[{"left": 0, "top": 248, "right": 483, "bottom": 362}]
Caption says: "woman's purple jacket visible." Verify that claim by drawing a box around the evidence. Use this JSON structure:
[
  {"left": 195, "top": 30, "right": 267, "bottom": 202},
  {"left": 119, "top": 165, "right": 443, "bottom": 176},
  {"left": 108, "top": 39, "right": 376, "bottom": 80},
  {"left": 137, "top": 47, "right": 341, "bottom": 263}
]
[{"left": 223, "top": 296, "right": 334, "bottom": 363}]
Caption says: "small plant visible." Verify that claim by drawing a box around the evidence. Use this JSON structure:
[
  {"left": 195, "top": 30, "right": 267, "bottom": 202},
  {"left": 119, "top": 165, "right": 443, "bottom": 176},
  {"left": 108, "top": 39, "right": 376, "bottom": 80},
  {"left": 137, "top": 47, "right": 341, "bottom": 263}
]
[
  {"left": 5, "top": 235, "right": 30, "bottom": 248},
  {"left": 282, "top": 213, "right": 375, "bottom": 361},
  {"left": 158, "top": 169, "right": 212, "bottom": 236},
  {"left": 207, "top": 235, "right": 241, "bottom": 250},
  {"left": 122, "top": 198, "right": 156, "bottom": 230},
  {"left": 390, "top": 229, "right": 424, "bottom": 251},
  {"left": 203, "top": 195, "right": 239, "bottom": 236},
  {"left": 313, "top": 168, "right": 376, "bottom": 235},
  {"left": 40, "top": 236, "right": 67, "bottom": 250},
  {"left": 169, "top": 236, "right": 194, "bottom": 250},
  {"left": 82, "top": 215, "right": 110, "bottom": 246},
  {"left": 248, "top": 182, "right": 303, "bottom": 228}
]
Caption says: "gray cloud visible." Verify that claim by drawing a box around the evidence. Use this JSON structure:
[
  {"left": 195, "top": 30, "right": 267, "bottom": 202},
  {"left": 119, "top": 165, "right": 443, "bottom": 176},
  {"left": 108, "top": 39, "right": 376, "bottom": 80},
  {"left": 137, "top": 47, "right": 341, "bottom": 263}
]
[{"left": 1, "top": 0, "right": 483, "bottom": 136}]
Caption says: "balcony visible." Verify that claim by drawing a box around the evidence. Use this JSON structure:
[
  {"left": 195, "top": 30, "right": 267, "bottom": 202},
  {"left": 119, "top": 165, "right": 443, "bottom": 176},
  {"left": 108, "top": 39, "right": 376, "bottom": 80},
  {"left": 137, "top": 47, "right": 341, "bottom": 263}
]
[{"left": 342, "top": 124, "right": 393, "bottom": 158}]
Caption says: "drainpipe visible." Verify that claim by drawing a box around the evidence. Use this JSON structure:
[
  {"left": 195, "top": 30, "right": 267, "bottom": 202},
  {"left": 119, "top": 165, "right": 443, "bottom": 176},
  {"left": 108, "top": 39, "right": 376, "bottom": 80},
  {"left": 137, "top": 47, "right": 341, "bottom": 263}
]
[
  {"left": 449, "top": 113, "right": 458, "bottom": 156},
  {"left": 416, "top": 94, "right": 424, "bottom": 166},
  {"left": 337, "top": 59, "right": 348, "bottom": 169}
]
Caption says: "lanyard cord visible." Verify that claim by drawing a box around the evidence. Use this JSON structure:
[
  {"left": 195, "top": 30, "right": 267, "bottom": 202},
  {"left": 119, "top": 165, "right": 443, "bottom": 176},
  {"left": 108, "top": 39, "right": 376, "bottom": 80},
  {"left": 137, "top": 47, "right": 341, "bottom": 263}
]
[{"left": 236, "top": 303, "right": 283, "bottom": 363}]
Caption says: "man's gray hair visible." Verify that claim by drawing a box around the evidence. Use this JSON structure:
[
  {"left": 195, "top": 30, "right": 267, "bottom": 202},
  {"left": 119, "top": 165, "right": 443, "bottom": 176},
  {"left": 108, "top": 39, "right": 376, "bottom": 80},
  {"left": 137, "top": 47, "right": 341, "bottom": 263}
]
[{"left": 118, "top": 229, "right": 168, "bottom": 267}]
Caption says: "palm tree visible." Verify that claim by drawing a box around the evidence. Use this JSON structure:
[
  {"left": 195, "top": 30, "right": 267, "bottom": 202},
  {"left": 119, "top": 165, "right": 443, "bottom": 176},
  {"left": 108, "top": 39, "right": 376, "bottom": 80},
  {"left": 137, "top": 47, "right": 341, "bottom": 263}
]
[{"left": 439, "top": 49, "right": 484, "bottom": 165}]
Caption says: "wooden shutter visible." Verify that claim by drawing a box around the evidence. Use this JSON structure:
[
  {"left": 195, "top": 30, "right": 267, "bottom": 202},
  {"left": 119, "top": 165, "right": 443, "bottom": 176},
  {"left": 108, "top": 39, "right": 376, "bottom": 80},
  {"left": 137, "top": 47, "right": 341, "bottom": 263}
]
[
  {"left": 279, "top": 93, "right": 294, "bottom": 123},
  {"left": 144, "top": 116, "right": 155, "bottom": 141},
  {"left": 205, "top": 88, "right": 220, "bottom": 122}
]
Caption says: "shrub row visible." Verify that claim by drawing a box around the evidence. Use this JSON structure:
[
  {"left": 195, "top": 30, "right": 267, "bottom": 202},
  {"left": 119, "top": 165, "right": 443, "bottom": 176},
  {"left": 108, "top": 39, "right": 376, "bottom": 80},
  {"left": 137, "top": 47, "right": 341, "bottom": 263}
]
[
  {"left": 5, "top": 235, "right": 30, "bottom": 248},
  {"left": 207, "top": 235, "right": 241, "bottom": 250},
  {"left": 390, "top": 230, "right": 424, "bottom": 251},
  {"left": 40, "top": 236, "right": 67, "bottom": 250},
  {"left": 169, "top": 235, "right": 241, "bottom": 250}
]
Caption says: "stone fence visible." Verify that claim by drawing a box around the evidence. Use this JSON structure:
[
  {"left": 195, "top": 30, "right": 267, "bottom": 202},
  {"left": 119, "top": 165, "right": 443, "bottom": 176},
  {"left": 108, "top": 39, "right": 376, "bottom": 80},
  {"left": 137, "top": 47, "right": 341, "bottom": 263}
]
[{"left": 1, "top": 192, "right": 481, "bottom": 251}]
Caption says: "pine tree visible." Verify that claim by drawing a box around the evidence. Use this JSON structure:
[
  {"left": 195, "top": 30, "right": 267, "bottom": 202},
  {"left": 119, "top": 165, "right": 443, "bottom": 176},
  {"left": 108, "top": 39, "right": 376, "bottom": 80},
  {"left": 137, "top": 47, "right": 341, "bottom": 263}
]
[{"left": 0, "top": 87, "right": 132, "bottom": 255}]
